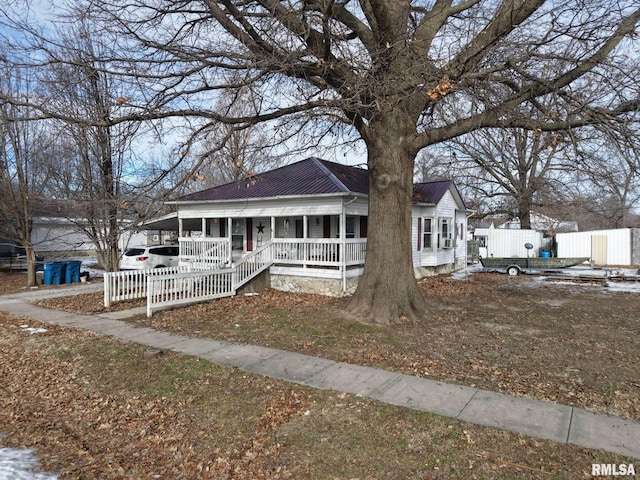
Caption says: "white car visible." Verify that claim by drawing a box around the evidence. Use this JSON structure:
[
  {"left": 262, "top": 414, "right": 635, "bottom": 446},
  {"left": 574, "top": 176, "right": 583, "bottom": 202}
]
[{"left": 120, "top": 245, "right": 180, "bottom": 270}]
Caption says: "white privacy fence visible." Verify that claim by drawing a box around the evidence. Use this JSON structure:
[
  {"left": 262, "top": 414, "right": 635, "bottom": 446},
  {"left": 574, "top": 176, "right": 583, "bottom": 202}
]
[{"left": 556, "top": 228, "right": 632, "bottom": 266}]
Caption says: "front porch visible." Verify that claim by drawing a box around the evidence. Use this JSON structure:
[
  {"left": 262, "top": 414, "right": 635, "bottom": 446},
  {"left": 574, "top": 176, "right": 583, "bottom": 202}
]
[{"left": 178, "top": 236, "right": 367, "bottom": 296}]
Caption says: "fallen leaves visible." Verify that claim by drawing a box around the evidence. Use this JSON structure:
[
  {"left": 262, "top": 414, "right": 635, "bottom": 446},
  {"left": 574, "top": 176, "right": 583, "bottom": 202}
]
[{"left": 0, "top": 312, "right": 311, "bottom": 479}]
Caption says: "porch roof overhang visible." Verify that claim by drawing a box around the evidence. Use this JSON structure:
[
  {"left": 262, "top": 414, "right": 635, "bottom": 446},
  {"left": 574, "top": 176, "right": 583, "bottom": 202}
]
[
  {"left": 166, "top": 191, "right": 367, "bottom": 206},
  {"left": 141, "top": 212, "right": 200, "bottom": 232}
]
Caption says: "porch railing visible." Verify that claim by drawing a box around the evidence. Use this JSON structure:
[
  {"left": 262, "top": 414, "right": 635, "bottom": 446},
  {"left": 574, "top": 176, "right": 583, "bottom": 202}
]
[
  {"left": 178, "top": 237, "right": 229, "bottom": 269},
  {"left": 232, "top": 243, "right": 274, "bottom": 289},
  {"left": 147, "top": 268, "right": 235, "bottom": 317},
  {"left": 146, "top": 245, "right": 274, "bottom": 317},
  {"left": 271, "top": 238, "right": 367, "bottom": 266}
]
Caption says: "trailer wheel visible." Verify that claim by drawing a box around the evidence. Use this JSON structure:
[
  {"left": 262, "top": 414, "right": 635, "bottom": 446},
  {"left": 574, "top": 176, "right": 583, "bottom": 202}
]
[{"left": 507, "top": 266, "right": 520, "bottom": 276}]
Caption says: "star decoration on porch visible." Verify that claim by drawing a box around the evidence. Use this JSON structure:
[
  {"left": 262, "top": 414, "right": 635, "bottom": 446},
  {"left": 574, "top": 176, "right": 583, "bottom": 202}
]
[{"left": 256, "top": 222, "right": 265, "bottom": 233}]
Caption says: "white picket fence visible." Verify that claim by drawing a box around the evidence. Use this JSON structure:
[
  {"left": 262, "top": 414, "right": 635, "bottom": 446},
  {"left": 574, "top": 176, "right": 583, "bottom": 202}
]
[{"left": 103, "top": 265, "right": 190, "bottom": 307}]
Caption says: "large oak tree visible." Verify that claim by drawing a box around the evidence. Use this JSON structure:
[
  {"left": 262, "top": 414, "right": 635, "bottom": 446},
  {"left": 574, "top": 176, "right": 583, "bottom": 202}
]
[{"left": 3, "top": 0, "right": 640, "bottom": 323}]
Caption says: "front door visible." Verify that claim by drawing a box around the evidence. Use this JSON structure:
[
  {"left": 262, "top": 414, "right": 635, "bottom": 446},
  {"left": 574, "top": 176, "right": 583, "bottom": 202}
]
[{"left": 591, "top": 235, "right": 607, "bottom": 266}]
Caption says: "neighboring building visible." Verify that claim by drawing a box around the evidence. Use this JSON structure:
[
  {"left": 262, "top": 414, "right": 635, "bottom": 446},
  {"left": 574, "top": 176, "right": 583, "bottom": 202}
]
[
  {"left": 498, "top": 212, "right": 578, "bottom": 233},
  {"left": 31, "top": 216, "right": 146, "bottom": 256},
  {"left": 557, "top": 228, "right": 640, "bottom": 267},
  {"left": 473, "top": 224, "right": 549, "bottom": 259},
  {"left": 156, "top": 157, "right": 469, "bottom": 296}
]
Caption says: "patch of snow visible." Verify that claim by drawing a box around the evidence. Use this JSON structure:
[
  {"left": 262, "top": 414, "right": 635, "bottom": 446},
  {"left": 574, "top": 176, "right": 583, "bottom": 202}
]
[
  {"left": 19, "top": 324, "right": 47, "bottom": 334},
  {"left": 450, "top": 264, "right": 483, "bottom": 280},
  {"left": 0, "top": 447, "right": 58, "bottom": 480},
  {"left": 605, "top": 281, "right": 640, "bottom": 293}
]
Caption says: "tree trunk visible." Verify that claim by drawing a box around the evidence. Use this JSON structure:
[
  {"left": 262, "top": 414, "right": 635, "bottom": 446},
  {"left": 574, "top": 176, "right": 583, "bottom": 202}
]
[
  {"left": 518, "top": 200, "right": 532, "bottom": 229},
  {"left": 25, "top": 244, "right": 37, "bottom": 288},
  {"left": 346, "top": 112, "right": 427, "bottom": 325}
]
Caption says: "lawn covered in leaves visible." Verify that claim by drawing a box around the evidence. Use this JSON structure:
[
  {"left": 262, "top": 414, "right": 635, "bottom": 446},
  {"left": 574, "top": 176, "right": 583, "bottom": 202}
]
[
  {"left": 37, "top": 272, "right": 640, "bottom": 421},
  {"left": 0, "top": 310, "right": 634, "bottom": 479}
]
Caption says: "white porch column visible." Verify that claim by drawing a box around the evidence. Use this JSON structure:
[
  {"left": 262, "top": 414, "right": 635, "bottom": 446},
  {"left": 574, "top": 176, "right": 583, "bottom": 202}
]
[
  {"left": 340, "top": 206, "right": 346, "bottom": 293},
  {"left": 303, "top": 215, "right": 308, "bottom": 269},
  {"left": 227, "top": 218, "right": 233, "bottom": 265},
  {"left": 271, "top": 217, "right": 276, "bottom": 238},
  {"left": 201, "top": 218, "right": 207, "bottom": 237},
  {"left": 178, "top": 218, "right": 184, "bottom": 238}
]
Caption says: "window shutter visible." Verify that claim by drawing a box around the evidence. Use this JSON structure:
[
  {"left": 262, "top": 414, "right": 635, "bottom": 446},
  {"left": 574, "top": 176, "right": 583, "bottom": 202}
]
[
  {"left": 360, "top": 216, "right": 368, "bottom": 238},
  {"left": 417, "top": 217, "right": 422, "bottom": 251},
  {"left": 246, "top": 218, "right": 253, "bottom": 251}
]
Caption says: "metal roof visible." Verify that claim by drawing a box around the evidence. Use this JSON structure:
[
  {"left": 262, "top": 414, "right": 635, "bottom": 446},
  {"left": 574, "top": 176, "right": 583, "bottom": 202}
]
[
  {"left": 176, "top": 157, "right": 368, "bottom": 202},
  {"left": 174, "top": 157, "right": 464, "bottom": 208},
  {"left": 412, "top": 180, "right": 455, "bottom": 204}
]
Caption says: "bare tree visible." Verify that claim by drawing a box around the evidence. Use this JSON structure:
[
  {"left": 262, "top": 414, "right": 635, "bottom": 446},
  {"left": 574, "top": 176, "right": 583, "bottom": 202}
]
[
  {"left": 183, "top": 88, "right": 286, "bottom": 191},
  {"left": 446, "top": 128, "right": 574, "bottom": 229},
  {"left": 21, "top": 9, "right": 183, "bottom": 271},
  {"left": 573, "top": 126, "right": 640, "bottom": 228},
  {"left": 0, "top": 63, "right": 51, "bottom": 286},
  {"left": 3, "top": 1, "right": 640, "bottom": 323}
]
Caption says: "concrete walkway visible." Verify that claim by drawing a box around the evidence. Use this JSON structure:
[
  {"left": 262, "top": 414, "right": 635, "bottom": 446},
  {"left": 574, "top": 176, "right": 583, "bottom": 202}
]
[{"left": 1, "top": 284, "right": 639, "bottom": 461}]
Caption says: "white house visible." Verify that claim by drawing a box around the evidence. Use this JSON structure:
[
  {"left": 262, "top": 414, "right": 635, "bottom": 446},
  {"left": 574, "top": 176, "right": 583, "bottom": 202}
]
[{"left": 160, "top": 157, "right": 469, "bottom": 296}]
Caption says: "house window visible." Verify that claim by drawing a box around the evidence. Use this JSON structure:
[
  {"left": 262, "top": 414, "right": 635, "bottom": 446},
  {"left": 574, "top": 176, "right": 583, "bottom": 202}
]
[
  {"left": 439, "top": 218, "right": 454, "bottom": 248},
  {"left": 423, "top": 218, "right": 433, "bottom": 250},
  {"left": 346, "top": 216, "right": 355, "bottom": 238},
  {"left": 232, "top": 219, "right": 244, "bottom": 251}
]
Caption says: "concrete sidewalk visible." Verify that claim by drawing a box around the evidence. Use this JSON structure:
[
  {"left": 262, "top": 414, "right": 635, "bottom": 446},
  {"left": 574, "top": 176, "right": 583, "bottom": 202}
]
[{"left": 1, "top": 288, "right": 639, "bottom": 461}]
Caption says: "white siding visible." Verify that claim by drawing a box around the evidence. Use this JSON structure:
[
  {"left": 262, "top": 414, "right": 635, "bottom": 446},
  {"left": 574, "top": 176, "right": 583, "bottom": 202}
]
[
  {"left": 556, "top": 229, "right": 631, "bottom": 266},
  {"left": 455, "top": 210, "right": 467, "bottom": 263},
  {"left": 412, "top": 190, "right": 467, "bottom": 271},
  {"left": 179, "top": 196, "right": 347, "bottom": 219}
]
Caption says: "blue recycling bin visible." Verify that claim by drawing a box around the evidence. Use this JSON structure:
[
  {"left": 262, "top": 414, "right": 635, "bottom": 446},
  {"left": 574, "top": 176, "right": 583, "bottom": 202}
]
[
  {"left": 59, "top": 262, "right": 68, "bottom": 284},
  {"left": 43, "top": 262, "right": 63, "bottom": 285},
  {"left": 65, "top": 261, "right": 82, "bottom": 284}
]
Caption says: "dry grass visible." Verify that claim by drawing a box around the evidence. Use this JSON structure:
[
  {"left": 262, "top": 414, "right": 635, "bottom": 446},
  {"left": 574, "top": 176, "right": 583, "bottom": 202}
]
[{"left": 2, "top": 270, "right": 639, "bottom": 478}]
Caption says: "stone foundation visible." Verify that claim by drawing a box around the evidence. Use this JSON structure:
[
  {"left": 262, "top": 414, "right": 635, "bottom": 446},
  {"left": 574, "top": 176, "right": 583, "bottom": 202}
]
[
  {"left": 259, "top": 261, "right": 467, "bottom": 297},
  {"left": 413, "top": 258, "right": 467, "bottom": 278},
  {"left": 270, "top": 274, "right": 359, "bottom": 297}
]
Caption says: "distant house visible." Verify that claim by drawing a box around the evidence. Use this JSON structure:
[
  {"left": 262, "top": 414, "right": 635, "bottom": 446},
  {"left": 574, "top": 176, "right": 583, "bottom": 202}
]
[
  {"left": 30, "top": 216, "right": 145, "bottom": 256},
  {"left": 498, "top": 212, "right": 578, "bottom": 233},
  {"left": 3, "top": 200, "right": 146, "bottom": 257},
  {"left": 155, "top": 157, "right": 469, "bottom": 295}
]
